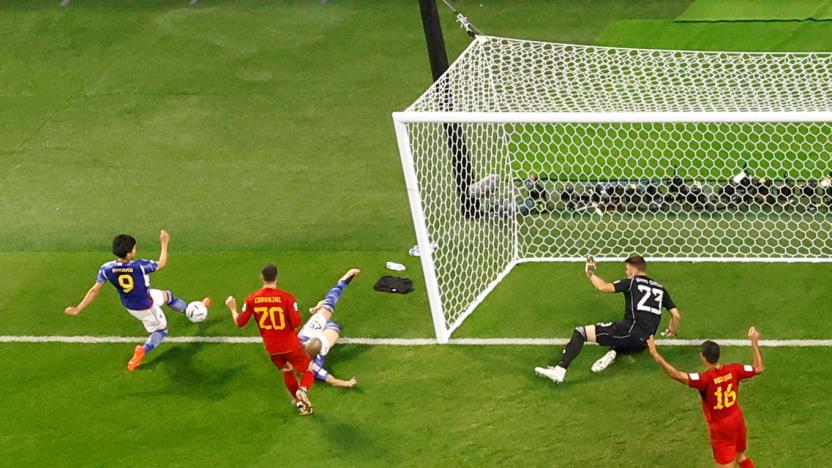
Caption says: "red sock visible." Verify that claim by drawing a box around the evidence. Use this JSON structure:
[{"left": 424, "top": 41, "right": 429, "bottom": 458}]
[
  {"left": 739, "top": 458, "right": 754, "bottom": 468},
  {"left": 299, "top": 370, "right": 315, "bottom": 391},
  {"left": 282, "top": 371, "right": 299, "bottom": 397}
]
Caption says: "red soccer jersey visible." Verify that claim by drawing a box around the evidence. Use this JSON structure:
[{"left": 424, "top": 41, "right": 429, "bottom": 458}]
[
  {"left": 687, "top": 364, "right": 757, "bottom": 426},
  {"left": 237, "top": 287, "right": 302, "bottom": 355}
]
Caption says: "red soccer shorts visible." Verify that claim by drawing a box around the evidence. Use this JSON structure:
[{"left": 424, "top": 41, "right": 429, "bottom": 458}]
[
  {"left": 269, "top": 347, "right": 310, "bottom": 373},
  {"left": 708, "top": 413, "right": 748, "bottom": 464}
]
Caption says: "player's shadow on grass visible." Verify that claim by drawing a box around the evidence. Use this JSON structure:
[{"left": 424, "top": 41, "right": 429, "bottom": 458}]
[
  {"left": 323, "top": 342, "right": 370, "bottom": 392},
  {"left": 313, "top": 417, "right": 387, "bottom": 459},
  {"left": 329, "top": 342, "right": 370, "bottom": 363},
  {"left": 188, "top": 318, "right": 226, "bottom": 334},
  {"left": 134, "top": 343, "right": 244, "bottom": 400}
]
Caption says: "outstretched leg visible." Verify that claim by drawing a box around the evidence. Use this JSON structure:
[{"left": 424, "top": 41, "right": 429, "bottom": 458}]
[
  {"left": 126, "top": 303, "right": 169, "bottom": 372},
  {"left": 156, "top": 289, "right": 188, "bottom": 313},
  {"left": 143, "top": 329, "right": 168, "bottom": 353},
  {"left": 321, "top": 268, "right": 360, "bottom": 311},
  {"left": 558, "top": 326, "right": 588, "bottom": 369},
  {"left": 127, "top": 330, "right": 167, "bottom": 372},
  {"left": 535, "top": 325, "right": 598, "bottom": 383},
  {"left": 157, "top": 289, "right": 211, "bottom": 314}
]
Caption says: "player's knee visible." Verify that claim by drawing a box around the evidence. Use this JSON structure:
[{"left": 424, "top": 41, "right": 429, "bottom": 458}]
[
  {"left": 570, "top": 327, "right": 587, "bottom": 346},
  {"left": 584, "top": 325, "right": 596, "bottom": 342}
]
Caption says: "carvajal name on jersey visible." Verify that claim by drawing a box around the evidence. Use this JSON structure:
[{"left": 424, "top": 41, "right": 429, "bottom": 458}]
[{"left": 254, "top": 296, "right": 283, "bottom": 304}]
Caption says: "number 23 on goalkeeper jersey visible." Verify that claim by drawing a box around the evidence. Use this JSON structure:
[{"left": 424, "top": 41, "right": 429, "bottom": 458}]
[{"left": 237, "top": 287, "right": 303, "bottom": 355}]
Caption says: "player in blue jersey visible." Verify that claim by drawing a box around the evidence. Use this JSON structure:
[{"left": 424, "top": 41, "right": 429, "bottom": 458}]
[
  {"left": 298, "top": 268, "right": 360, "bottom": 388},
  {"left": 65, "top": 230, "right": 211, "bottom": 371}
]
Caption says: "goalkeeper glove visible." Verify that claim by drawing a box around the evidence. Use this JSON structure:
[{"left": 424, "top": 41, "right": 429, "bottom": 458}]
[
  {"left": 585, "top": 255, "right": 597, "bottom": 277},
  {"left": 660, "top": 329, "right": 677, "bottom": 338}
]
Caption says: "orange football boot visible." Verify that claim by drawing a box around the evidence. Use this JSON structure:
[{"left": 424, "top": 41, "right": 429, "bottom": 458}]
[{"left": 127, "top": 345, "right": 145, "bottom": 372}]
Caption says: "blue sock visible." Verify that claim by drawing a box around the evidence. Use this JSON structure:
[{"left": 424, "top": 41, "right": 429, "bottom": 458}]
[
  {"left": 143, "top": 330, "right": 168, "bottom": 353},
  {"left": 323, "top": 280, "right": 349, "bottom": 311},
  {"left": 166, "top": 291, "right": 188, "bottom": 313}
]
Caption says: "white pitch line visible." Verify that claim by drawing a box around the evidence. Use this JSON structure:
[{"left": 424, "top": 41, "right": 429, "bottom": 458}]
[{"left": 0, "top": 335, "right": 831, "bottom": 347}]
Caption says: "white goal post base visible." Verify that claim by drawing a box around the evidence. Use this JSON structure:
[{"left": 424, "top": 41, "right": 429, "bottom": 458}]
[{"left": 394, "top": 35, "right": 832, "bottom": 343}]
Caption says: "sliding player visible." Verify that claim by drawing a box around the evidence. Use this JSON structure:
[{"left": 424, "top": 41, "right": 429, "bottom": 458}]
[
  {"left": 65, "top": 230, "right": 211, "bottom": 371},
  {"left": 300, "top": 268, "right": 360, "bottom": 388},
  {"left": 535, "top": 254, "right": 681, "bottom": 383},
  {"left": 647, "top": 328, "right": 763, "bottom": 468},
  {"left": 225, "top": 264, "right": 317, "bottom": 415}
]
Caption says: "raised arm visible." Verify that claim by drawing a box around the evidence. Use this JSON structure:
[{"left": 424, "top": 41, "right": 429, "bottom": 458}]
[
  {"left": 325, "top": 375, "right": 358, "bottom": 388},
  {"left": 65, "top": 282, "right": 104, "bottom": 316},
  {"left": 647, "top": 336, "right": 689, "bottom": 384},
  {"left": 748, "top": 326, "right": 764, "bottom": 373},
  {"left": 225, "top": 296, "right": 252, "bottom": 328},
  {"left": 585, "top": 257, "right": 616, "bottom": 293},
  {"left": 156, "top": 230, "right": 170, "bottom": 270}
]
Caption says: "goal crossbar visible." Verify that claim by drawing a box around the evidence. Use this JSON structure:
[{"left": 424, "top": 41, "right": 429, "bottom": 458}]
[{"left": 393, "top": 111, "right": 832, "bottom": 124}]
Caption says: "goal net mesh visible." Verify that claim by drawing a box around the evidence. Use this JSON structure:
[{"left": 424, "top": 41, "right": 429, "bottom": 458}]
[{"left": 395, "top": 36, "right": 832, "bottom": 339}]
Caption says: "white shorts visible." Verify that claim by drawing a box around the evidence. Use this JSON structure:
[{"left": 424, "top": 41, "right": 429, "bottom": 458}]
[
  {"left": 126, "top": 289, "right": 168, "bottom": 333},
  {"left": 299, "top": 312, "right": 332, "bottom": 356}
]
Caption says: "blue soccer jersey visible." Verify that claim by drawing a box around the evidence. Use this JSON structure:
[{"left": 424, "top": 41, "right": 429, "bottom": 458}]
[
  {"left": 299, "top": 334, "right": 331, "bottom": 381},
  {"left": 310, "top": 354, "right": 329, "bottom": 382},
  {"left": 96, "top": 259, "right": 159, "bottom": 310}
]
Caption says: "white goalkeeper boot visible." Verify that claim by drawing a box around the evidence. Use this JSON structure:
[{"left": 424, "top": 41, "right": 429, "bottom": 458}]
[
  {"left": 591, "top": 350, "right": 617, "bottom": 373},
  {"left": 534, "top": 365, "right": 566, "bottom": 383}
]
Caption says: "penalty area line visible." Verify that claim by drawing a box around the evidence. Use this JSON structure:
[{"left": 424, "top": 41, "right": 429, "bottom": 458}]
[{"left": 0, "top": 336, "right": 831, "bottom": 347}]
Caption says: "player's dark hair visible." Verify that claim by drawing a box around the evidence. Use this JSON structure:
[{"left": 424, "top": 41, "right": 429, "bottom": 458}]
[
  {"left": 112, "top": 234, "right": 136, "bottom": 259},
  {"left": 261, "top": 264, "right": 279, "bottom": 283},
  {"left": 701, "top": 340, "right": 720, "bottom": 364},
  {"left": 624, "top": 254, "right": 647, "bottom": 271}
]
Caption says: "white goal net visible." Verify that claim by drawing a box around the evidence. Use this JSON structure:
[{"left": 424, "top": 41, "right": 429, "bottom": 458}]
[{"left": 393, "top": 35, "right": 832, "bottom": 342}]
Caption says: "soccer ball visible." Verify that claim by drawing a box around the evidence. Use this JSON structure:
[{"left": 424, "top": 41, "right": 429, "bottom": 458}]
[{"left": 186, "top": 301, "right": 208, "bottom": 323}]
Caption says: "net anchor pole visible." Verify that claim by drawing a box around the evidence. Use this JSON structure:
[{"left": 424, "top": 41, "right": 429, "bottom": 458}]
[
  {"left": 439, "top": 0, "right": 484, "bottom": 38},
  {"left": 417, "top": 0, "right": 479, "bottom": 218}
]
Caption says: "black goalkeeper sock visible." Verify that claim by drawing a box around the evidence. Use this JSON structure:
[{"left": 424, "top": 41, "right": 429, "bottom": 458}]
[{"left": 557, "top": 328, "right": 586, "bottom": 369}]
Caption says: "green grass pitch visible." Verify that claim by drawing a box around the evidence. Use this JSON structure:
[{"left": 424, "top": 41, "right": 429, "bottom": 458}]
[{"left": 2, "top": 0, "right": 832, "bottom": 466}]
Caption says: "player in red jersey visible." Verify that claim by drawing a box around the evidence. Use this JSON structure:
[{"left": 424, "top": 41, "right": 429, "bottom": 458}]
[
  {"left": 225, "top": 263, "right": 316, "bottom": 416},
  {"left": 647, "top": 327, "right": 764, "bottom": 467}
]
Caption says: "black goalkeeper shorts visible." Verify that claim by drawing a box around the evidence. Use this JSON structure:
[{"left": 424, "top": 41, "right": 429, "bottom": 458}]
[{"left": 594, "top": 320, "right": 648, "bottom": 353}]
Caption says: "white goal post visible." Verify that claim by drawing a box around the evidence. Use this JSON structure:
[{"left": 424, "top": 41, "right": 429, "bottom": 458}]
[{"left": 393, "top": 35, "right": 832, "bottom": 343}]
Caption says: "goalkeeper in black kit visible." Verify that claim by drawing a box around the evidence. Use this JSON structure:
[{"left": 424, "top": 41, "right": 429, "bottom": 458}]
[{"left": 535, "top": 255, "right": 682, "bottom": 384}]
